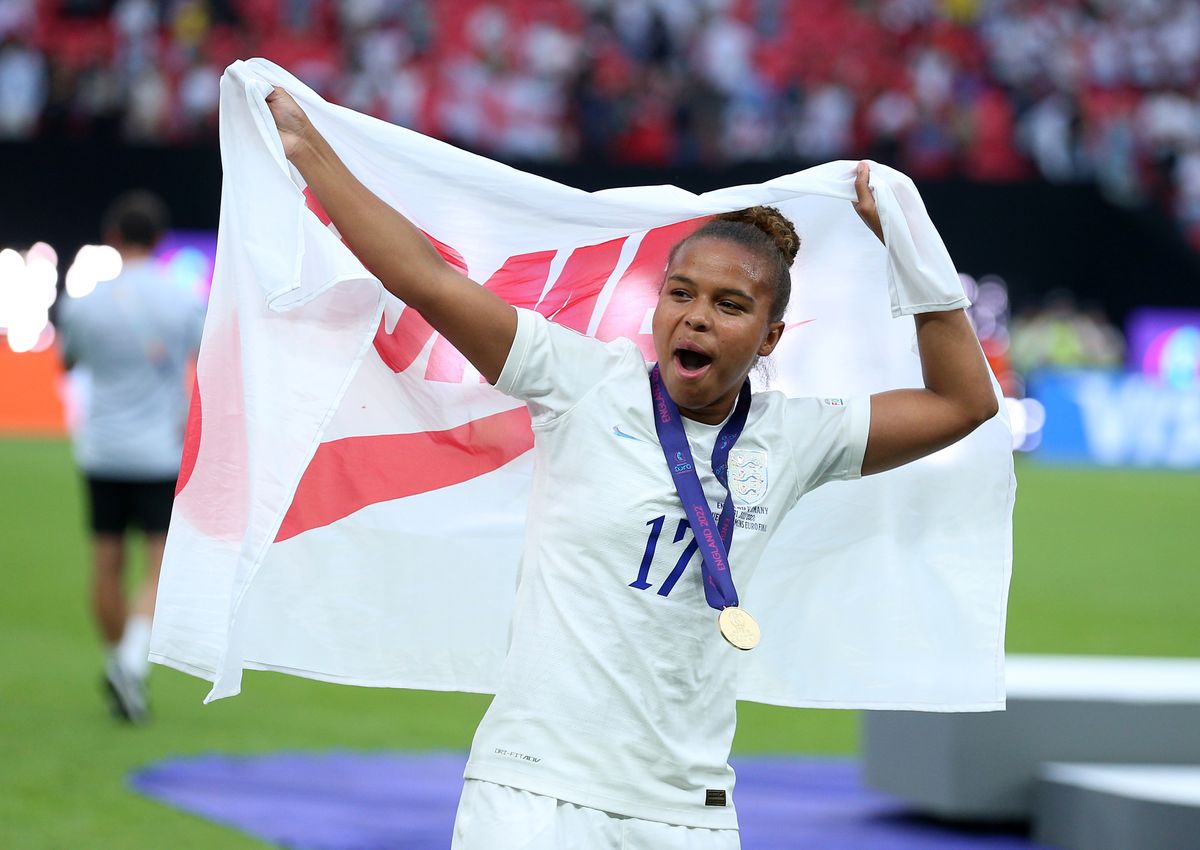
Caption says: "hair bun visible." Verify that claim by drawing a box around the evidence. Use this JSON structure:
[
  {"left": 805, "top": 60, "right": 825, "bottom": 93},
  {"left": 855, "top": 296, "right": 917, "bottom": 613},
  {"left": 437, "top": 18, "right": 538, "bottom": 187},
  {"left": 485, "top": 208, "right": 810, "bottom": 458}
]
[{"left": 715, "top": 206, "right": 800, "bottom": 266}]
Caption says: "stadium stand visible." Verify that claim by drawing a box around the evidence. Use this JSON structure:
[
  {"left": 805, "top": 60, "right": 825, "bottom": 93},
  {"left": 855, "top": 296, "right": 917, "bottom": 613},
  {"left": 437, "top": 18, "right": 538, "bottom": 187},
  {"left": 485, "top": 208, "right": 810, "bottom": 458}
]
[{"left": 2, "top": 0, "right": 1199, "bottom": 250}]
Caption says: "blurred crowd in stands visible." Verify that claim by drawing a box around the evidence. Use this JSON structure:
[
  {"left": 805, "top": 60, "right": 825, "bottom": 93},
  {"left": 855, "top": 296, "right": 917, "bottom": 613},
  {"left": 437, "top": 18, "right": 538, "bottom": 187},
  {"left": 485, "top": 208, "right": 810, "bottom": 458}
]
[{"left": 2, "top": 0, "right": 1199, "bottom": 248}]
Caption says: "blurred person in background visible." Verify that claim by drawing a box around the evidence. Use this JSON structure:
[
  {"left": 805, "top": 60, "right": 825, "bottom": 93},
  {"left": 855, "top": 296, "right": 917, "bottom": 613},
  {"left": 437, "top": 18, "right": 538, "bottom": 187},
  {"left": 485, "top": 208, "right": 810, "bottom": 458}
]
[
  {"left": 0, "top": 34, "right": 46, "bottom": 137},
  {"left": 1009, "top": 289, "right": 1124, "bottom": 375},
  {"left": 56, "top": 191, "right": 206, "bottom": 723}
]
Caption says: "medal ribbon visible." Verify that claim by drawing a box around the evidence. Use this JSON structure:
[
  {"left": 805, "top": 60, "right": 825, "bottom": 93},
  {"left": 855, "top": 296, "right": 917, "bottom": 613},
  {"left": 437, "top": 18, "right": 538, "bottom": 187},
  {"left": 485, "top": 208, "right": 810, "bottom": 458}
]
[{"left": 649, "top": 365, "right": 751, "bottom": 611}]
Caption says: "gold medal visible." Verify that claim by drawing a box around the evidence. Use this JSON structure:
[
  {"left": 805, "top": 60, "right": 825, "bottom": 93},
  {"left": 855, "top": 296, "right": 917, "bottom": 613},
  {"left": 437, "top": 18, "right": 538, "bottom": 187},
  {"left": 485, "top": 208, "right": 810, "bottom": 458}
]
[{"left": 718, "top": 606, "right": 760, "bottom": 651}]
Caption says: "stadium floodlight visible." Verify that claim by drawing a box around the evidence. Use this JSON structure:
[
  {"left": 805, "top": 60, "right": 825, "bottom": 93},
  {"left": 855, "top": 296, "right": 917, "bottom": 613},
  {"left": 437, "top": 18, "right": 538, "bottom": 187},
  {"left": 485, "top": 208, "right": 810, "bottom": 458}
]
[{"left": 65, "top": 244, "right": 122, "bottom": 299}]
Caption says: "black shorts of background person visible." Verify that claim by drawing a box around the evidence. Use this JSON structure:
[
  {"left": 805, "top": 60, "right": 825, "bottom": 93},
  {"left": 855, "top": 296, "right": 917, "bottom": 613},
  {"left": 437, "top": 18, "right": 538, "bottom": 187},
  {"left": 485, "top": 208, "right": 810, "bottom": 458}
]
[{"left": 84, "top": 477, "right": 177, "bottom": 535}]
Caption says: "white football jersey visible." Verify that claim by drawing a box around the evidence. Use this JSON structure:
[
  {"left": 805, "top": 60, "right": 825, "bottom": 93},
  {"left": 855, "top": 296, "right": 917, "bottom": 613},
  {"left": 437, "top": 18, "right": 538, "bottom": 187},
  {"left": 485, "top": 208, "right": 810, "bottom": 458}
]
[{"left": 464, "top": 308, "right": 870, "bottom": 829}]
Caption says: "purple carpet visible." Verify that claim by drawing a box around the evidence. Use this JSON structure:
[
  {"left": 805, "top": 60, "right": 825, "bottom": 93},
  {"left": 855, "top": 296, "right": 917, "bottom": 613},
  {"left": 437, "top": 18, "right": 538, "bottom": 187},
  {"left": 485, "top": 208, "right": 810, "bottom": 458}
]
[{"left": 130, "top": 753, "right": 1045, "bottom": 849}]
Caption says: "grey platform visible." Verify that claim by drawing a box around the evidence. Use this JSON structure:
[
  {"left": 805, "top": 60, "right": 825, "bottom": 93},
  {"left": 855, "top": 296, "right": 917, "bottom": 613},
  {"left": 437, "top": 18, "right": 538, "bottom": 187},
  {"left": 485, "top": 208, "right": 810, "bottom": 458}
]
[
  {"left": 861, "top": 655, "right": 1200, "bottom": 820},
  {"left": 1034, "top": 764, "right": 1200, "bottom": 850}
]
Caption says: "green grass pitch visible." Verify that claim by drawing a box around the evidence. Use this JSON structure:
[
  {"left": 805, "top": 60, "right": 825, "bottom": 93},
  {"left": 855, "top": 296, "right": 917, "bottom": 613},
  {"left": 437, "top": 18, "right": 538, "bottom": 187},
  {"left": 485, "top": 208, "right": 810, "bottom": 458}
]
[{"left": 1, "top": 437, "right": 1196, "bottom": 848}]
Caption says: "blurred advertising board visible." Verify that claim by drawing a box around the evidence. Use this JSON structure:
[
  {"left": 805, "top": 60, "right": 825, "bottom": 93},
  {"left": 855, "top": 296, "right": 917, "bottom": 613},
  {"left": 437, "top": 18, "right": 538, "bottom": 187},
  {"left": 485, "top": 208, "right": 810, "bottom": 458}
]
[
  {"left": 1127, "top": 307, "right": 1200, "bottom": 390},
  {"left": 154, "top": 230, "right": 217, "bottom": 300},
  {"left": 1026, "top": 369, "right": 1200, "bottom": 469}
]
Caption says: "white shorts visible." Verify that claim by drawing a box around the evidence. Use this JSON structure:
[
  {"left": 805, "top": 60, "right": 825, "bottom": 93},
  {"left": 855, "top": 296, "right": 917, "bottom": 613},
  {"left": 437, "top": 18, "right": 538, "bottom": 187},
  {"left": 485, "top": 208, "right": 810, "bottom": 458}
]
[{"left": 451, "top": 779, "right": 741, "bottom": 850}]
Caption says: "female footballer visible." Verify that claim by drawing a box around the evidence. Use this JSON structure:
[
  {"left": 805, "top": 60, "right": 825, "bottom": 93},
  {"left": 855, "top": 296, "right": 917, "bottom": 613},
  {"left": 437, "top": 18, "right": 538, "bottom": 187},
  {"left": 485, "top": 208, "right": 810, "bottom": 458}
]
[{"left": 266, "top": 86, "right": 997, "bottom": 849}]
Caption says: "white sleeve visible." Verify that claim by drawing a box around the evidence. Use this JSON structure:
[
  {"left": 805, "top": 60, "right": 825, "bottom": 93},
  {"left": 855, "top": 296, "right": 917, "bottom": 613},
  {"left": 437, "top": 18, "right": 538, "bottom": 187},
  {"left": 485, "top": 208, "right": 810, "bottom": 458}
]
[
  {"left": 495, "top": 307, "right": 634, "bottom": 425},
  {"left": 785, "top": 395, "right": 872, "bottom": 496}
]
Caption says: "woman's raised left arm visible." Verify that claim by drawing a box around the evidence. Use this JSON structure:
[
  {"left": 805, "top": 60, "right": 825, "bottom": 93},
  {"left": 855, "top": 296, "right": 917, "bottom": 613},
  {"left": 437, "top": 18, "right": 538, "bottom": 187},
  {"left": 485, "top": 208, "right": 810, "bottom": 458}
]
[{"left": 851, "top": 162, "right": 1000, "bottom": 476}]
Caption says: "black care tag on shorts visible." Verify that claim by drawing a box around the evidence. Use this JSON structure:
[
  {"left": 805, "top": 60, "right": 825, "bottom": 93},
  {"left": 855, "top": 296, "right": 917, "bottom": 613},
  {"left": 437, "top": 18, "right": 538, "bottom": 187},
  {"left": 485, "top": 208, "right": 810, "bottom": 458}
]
[{"left": 705, "top": 789, "right": 727, "bottom": 807}]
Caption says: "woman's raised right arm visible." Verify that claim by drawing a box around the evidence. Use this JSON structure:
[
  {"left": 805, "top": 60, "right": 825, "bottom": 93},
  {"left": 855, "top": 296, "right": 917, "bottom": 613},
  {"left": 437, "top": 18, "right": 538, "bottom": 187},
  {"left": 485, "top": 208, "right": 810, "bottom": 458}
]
[{"left": 266, "top": 87, "right": 516, "bottom": 384}]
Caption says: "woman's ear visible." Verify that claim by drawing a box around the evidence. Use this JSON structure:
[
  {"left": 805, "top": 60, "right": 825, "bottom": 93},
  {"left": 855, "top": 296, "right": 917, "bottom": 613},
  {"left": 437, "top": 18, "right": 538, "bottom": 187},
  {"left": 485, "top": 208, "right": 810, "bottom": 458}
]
[{"left": 758, "top": 321, "right": 785, "bottom": 357}]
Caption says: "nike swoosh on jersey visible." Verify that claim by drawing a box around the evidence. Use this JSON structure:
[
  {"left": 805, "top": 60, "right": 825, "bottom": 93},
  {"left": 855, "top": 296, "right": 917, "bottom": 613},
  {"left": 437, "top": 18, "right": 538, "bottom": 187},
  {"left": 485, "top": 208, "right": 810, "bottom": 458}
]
[{"left": 611, "top": 425, "right": 650, "bottom": 444}]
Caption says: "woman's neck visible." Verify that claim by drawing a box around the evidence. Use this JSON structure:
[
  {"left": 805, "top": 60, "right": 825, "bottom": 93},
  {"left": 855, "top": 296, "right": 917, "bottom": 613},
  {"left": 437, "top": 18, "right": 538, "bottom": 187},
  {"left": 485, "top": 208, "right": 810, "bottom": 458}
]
[{"left": 677, "top": 388, "right": 740, "bottom": 425}]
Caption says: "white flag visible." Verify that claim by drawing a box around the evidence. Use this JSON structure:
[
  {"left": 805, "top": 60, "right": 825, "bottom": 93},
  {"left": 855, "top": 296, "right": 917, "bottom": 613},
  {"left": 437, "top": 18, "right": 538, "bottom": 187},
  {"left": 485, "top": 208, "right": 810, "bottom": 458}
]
[{"left": 151, "top": 59, "right": 1014, "bottom": 711}]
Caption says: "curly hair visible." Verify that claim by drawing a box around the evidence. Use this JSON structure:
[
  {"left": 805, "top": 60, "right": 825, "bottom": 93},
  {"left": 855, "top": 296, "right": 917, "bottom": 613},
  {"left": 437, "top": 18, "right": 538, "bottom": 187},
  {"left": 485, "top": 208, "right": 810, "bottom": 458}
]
[{"left": 667, "top": 206, "right": 800, "bottom": 323}]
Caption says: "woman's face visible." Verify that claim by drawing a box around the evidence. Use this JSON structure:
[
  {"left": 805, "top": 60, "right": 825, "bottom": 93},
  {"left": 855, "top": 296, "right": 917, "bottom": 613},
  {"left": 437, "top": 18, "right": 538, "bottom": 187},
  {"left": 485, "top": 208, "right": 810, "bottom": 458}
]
[{"left": 651, "top": 237, "right": 784, "bottom": 424}]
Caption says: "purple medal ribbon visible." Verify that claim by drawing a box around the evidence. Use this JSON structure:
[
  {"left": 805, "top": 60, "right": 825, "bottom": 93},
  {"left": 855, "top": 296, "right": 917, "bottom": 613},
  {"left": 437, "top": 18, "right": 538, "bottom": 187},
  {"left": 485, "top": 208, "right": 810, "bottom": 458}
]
[{"left": 649, "top": 364, "right": 751, "bottom": 611}]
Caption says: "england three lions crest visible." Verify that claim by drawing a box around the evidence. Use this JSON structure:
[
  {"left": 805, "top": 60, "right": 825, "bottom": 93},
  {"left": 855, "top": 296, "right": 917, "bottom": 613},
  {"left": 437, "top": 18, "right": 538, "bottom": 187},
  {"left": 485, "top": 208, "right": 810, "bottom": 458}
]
[{"left": 729, "top": 449, "right": 768, "bottom": 505}]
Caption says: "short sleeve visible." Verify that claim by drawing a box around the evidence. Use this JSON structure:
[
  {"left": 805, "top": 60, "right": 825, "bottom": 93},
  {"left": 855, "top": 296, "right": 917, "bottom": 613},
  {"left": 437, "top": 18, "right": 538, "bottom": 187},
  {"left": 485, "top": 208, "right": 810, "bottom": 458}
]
[
  {"left": 785, "top": 395, "right": 872, "bottom": 496},
  {"left": 495, "top": 307, "right": 636, "bottom": 425}
]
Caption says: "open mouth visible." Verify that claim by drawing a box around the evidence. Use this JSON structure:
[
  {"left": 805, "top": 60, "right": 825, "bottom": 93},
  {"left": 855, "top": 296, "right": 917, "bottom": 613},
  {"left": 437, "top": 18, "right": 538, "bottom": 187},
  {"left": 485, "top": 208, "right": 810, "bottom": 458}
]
[{"left": 673, "top": 347, "right": 713, "bottom": 378}]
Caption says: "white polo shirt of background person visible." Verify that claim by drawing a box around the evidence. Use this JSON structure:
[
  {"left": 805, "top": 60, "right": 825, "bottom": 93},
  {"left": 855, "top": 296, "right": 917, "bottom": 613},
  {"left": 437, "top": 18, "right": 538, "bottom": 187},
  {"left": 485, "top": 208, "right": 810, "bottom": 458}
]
[{"left": 58, "top": 257, "right": 206, "bottom": 480}]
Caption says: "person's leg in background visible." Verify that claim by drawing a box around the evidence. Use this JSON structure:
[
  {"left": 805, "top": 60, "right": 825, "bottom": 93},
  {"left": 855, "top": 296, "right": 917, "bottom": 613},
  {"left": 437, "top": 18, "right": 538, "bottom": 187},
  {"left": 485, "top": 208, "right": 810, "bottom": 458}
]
[
  {"left": 87, "top": 477, "right": 148, "bottom": 722},
  {"left": 116, "top": 528, "right": 164, "bottom": 684},
  {"left": 91, "top": 533, "right": 126, "bottom": 647},
  {"left": 110, "top": 478, "right": 176, "bottom": 710}
]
